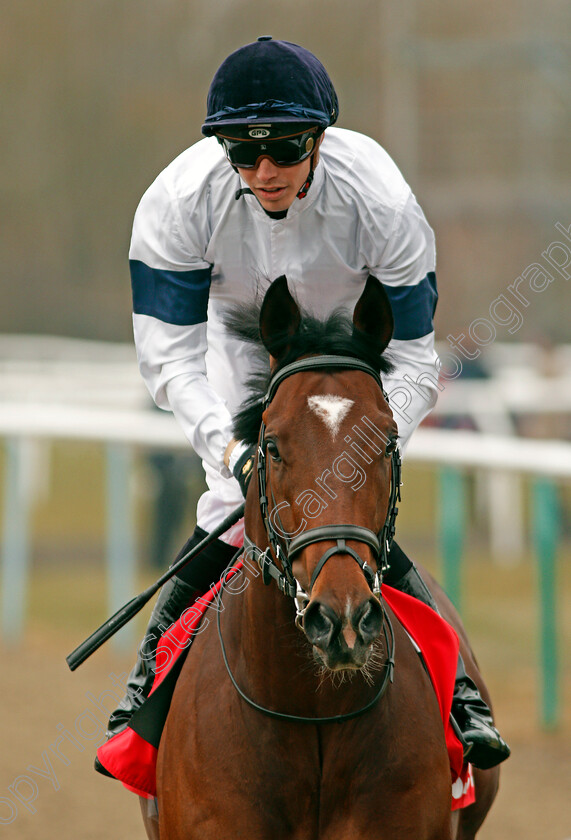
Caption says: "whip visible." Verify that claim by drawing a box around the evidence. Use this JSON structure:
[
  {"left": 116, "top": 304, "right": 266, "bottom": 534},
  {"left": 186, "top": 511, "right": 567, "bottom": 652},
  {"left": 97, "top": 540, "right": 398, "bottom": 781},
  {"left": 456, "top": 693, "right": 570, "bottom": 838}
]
[{"left": 66, "top": 502, "right": 245, "bottom": 671}]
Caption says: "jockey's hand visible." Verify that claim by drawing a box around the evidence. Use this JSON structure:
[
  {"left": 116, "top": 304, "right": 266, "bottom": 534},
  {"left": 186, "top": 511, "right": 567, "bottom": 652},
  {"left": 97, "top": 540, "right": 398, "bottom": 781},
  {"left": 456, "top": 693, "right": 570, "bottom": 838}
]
[{"left": 230, "top": 444, "right": 256, "bottom": 498}]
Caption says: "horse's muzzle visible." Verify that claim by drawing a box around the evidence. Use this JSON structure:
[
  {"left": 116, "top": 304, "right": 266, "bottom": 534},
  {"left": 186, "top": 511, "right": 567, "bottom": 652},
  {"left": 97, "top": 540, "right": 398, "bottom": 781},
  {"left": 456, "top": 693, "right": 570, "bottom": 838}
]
[{"left": 302, "top": 595, "right": 384, "bottom": 670}]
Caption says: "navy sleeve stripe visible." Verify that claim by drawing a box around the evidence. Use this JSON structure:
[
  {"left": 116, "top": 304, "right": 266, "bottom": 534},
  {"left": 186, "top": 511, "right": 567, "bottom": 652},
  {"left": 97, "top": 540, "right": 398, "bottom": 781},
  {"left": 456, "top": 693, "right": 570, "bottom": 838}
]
[
  {"left": 382, "top": 272, "right": 438, "bottom": 341},
  {"left": 130, "top": 260, "right": 212, "bottom": 326}
]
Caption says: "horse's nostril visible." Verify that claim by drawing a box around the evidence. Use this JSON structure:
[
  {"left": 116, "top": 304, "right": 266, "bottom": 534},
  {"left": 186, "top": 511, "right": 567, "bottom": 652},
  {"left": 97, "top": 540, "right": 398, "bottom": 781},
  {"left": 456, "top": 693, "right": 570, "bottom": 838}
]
[
  {"left": 355, "top": 598, "right": 383, "bottom": 646},
  {"left": 303, "top": 601, "right": 339, "bottom": 649}
]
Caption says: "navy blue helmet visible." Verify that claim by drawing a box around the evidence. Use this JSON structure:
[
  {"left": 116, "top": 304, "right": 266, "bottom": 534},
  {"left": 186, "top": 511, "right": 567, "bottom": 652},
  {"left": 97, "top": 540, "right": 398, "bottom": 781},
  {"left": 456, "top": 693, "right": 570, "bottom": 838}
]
[{"left": 202, "top": 36, "right": 339, "bottom": 136}]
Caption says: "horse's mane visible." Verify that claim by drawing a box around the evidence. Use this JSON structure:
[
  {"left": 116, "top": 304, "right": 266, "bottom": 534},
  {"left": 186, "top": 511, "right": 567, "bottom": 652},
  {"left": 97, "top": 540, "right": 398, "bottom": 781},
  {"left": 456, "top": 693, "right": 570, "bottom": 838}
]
[{"left": 223, "top": 299, "right": 394, "bottom": 446}]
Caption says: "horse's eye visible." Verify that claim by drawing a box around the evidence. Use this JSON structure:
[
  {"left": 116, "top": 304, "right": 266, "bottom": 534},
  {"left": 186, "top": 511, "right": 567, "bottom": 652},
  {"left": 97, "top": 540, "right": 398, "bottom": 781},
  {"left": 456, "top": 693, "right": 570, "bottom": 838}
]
[{"left": 266, "top": 440, "right": 281, "bottom": 461}]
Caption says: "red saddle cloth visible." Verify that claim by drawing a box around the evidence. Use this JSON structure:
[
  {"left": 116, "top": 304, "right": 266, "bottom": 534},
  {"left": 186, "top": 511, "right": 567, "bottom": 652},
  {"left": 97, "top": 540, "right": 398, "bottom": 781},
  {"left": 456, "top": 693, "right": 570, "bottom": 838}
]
[{"left": 96, "top": 565, "right": 475, "bottom": 810}]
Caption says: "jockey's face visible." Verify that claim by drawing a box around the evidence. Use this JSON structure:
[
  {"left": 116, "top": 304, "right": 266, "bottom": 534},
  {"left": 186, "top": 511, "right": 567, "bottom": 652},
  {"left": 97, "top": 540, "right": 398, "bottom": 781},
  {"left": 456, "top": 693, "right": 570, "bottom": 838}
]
[{"left": 236, "top": 155, "right": 313, "bottom": 212}]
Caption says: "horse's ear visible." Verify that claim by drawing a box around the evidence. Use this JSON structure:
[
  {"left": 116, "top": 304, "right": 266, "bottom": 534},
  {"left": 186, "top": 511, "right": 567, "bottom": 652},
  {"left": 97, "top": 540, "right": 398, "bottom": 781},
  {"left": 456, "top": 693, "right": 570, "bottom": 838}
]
[
  {"left": 259, "top": 275, "right": 301, "bottom": 361},
  {"left": 353, "top": 275, "right": 394, "bottom": 354}
]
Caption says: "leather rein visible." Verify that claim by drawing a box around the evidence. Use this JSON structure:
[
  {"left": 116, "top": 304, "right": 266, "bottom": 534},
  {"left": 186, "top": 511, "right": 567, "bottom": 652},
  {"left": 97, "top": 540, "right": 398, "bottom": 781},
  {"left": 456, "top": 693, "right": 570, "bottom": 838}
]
[{"left": 217, "top": 354, "right": 401, "bottom": 725}]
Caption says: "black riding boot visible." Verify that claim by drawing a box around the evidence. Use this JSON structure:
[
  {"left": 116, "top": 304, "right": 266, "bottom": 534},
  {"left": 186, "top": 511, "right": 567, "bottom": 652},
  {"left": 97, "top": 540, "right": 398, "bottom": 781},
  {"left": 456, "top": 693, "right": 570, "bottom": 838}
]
[
  {"left": 450, "top": 652, "right": 511, "bottom": 770},
  {"left": 105, "top": 575, "right": 197, "bottom": 737},
  {"left": 104, "top": 527, "right": 238, "bottom": 740},
  {"left": 386, "top": 542, "right": 510, "bottom": 770}
]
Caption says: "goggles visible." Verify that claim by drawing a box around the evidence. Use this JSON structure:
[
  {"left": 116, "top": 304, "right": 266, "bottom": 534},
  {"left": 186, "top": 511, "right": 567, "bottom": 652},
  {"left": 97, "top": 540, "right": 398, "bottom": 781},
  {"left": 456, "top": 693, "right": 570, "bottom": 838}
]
[{"left": 216, "top": 127, "right": 319, "bottom": 169}]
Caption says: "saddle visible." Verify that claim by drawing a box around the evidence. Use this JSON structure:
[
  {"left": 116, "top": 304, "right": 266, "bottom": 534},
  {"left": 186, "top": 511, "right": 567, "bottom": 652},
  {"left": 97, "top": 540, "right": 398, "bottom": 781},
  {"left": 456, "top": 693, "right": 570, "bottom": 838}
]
[{"left": 96, "top": 563, "right": 475, "bottom": 810}]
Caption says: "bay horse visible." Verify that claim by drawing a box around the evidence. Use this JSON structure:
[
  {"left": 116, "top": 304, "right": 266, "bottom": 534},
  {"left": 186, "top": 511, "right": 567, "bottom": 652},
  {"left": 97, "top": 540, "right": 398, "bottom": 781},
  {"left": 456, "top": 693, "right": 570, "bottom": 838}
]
[{"left": 142, "top": 276, "right": 499, "bottom": 839}]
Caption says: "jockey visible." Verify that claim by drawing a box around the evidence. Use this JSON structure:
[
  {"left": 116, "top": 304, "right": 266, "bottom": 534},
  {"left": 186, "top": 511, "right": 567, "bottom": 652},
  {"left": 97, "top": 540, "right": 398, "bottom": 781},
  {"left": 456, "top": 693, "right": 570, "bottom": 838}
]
[{"left": 105, "top": 36, "right": 510, "bottom": 770}]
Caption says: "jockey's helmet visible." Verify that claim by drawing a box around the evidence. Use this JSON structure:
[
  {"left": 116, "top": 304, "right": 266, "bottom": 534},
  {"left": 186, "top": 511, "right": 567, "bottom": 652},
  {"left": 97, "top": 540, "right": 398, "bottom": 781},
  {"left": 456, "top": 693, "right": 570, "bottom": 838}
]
[{"left": 201, "top": 37, "right": 339, "bottom": 138}]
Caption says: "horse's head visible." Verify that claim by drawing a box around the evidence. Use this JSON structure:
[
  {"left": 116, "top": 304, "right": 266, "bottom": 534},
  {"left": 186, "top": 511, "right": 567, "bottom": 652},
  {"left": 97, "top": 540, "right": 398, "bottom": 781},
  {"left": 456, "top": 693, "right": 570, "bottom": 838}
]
[{"left": 245, "top": 275, "right": 399, "bottom": 672}]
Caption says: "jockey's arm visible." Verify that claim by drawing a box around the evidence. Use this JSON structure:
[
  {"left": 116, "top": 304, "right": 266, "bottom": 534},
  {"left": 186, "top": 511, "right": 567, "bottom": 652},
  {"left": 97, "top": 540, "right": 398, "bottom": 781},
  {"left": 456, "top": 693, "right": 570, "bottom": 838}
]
[
  {"left": 371, "top": 192, "right": 440, "bottom": 452},
  {"left": 132, "top": 317, "right": 235, "bottom": 477},
  {"left": 129, "top": 172, "right": 235, "bottom": 478},
  {"left": 381, "top": 332, "right": 440, "bottom": 452}
]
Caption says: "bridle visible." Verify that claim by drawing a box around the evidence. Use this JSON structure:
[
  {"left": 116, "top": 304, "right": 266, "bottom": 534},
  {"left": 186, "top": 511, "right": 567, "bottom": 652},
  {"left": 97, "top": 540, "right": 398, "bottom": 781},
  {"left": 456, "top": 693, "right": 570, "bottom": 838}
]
[
  {"left": 216, "top": 355, "right": 401, "bottom": 724},
  {"left": 243, "top": 354, "right": 401, "bottom": 626},
  {"left": 218, "top": 353, "right": 401, "bottom": 725}
]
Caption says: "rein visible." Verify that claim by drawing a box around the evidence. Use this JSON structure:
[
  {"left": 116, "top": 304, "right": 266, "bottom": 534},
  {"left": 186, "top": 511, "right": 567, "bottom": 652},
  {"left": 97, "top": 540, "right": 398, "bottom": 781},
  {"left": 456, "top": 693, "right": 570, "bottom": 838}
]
[{"left": 216, "top": 572, "right": 395, "bottom": 725}]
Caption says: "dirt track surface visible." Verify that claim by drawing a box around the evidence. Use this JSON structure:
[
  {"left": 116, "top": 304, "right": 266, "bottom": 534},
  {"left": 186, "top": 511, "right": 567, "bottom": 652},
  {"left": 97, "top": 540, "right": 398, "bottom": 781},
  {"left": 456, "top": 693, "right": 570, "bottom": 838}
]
[{"left": 1, "top": 556, "right": 570, "bottom": 839}]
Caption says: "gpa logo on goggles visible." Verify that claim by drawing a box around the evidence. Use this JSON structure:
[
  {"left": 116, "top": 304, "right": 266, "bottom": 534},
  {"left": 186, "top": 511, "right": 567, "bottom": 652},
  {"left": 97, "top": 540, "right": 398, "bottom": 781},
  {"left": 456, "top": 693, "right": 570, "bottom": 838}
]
[{"left": 248, "top": 127, "right": 271, "bottom": 138}]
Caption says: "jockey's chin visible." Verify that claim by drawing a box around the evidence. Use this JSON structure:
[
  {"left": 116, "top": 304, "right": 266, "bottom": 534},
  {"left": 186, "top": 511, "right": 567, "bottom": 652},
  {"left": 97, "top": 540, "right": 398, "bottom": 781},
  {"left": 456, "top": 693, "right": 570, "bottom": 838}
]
[{"left": 236, "top": 156, "right": 312, "bottom": 212}]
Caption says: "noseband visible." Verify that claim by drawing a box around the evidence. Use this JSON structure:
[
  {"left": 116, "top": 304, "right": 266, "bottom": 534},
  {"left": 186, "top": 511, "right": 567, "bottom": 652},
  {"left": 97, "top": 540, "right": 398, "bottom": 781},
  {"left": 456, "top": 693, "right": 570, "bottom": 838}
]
[{"left": 243, "top": 355, "right": 402, "bottom": 620}]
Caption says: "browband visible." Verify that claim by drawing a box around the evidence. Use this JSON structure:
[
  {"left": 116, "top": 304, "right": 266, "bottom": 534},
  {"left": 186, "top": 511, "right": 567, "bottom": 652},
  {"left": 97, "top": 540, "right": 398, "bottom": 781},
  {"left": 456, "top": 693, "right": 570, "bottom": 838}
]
[{"left": 263, "top": 355, "right": 385, "bottom": 408}]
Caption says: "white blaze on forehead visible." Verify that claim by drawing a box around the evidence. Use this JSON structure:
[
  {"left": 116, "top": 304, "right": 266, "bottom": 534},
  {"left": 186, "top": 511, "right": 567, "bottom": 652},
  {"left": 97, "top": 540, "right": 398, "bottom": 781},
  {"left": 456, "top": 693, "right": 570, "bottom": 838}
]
[{"left": 307, "top": 395, "right": 354, "bottom": 439}]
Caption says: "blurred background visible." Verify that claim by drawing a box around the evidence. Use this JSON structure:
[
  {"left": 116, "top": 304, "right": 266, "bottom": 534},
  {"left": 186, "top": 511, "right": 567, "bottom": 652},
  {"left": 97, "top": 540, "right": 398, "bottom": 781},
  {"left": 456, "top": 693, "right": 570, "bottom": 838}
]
[{"left": 1, "top": 1, "right": 570, "bottom": 838}]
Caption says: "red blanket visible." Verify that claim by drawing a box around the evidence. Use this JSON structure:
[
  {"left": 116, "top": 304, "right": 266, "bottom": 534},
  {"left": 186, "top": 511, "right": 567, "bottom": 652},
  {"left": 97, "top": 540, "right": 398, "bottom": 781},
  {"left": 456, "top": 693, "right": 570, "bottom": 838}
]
[{"left": 97, "top": 566, "right": 475, "bottom": 810}]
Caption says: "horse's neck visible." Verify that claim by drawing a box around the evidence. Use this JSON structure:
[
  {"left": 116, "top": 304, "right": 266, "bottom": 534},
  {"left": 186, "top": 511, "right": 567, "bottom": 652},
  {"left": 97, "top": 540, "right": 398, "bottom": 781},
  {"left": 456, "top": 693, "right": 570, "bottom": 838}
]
[
  {"left": 233, "top": 544, "right": 298, "bottom": 657},
  {"left": 219, "top": 502, "right": 308, "bottom": 696},
  {"left": 220, "top": 556, "right": 305, "bottom": 707}
]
